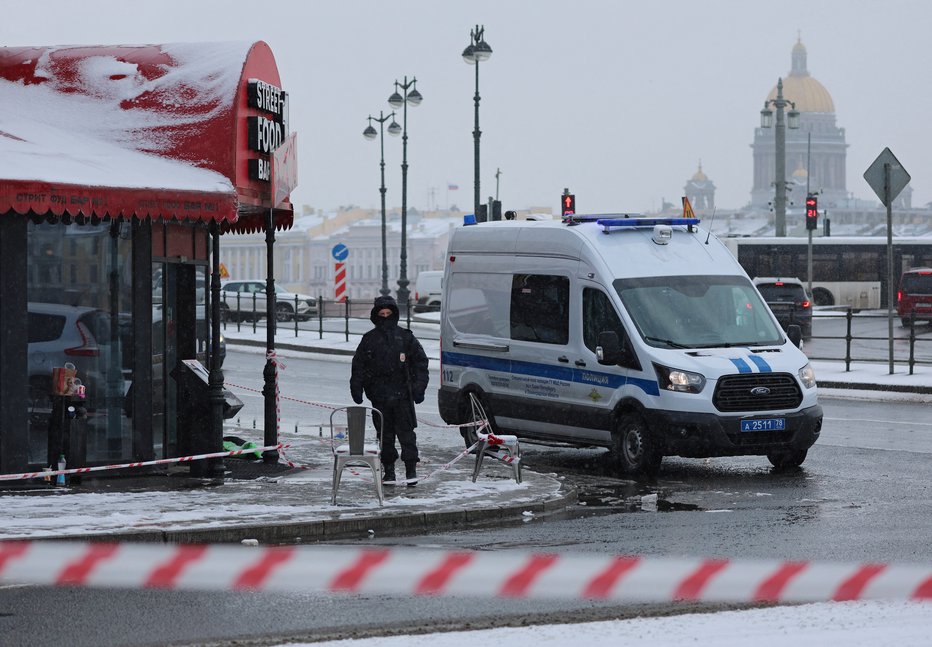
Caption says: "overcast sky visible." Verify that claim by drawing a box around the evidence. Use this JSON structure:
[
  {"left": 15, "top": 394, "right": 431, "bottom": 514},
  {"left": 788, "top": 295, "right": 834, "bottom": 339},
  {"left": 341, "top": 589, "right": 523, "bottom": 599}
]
[{"left": 3, "top": 0, "right": 931, "bottom": 215}]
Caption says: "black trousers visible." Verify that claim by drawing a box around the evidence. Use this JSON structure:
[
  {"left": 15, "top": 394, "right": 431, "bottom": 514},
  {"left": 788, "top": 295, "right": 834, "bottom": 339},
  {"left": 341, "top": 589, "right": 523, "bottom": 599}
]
[{"left": 372, "top": 399, "right": 418, "bottom": 466}]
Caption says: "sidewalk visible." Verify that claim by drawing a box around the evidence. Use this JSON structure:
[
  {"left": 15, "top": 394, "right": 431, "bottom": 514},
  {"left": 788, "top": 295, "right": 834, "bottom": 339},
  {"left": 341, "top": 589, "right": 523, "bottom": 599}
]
[{"left": 3, "top": 324, "right": 927, "bottom": 546}]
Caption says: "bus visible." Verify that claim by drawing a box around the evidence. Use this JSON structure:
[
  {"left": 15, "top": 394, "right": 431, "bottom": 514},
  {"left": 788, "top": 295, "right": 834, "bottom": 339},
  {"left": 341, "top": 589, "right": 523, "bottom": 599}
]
[{"left": 721, "top": 236, "right": 932, "bottom": 310}]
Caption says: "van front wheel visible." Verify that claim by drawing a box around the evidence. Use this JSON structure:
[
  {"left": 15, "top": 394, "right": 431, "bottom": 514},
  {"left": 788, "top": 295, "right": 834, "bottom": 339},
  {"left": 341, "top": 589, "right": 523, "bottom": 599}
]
[
  {"left": 612, "top": 414, "right": 662, "bottom": 476},
  {"left": 767, "top": 448, "right": 808, "bottom": 470}
]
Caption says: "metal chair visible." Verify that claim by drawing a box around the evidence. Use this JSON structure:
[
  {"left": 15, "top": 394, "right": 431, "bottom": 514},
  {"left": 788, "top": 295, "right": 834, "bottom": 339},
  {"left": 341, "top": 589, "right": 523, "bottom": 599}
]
[
  {"left": 330, "top": 405, "right": 384, "bottom": 506},
  {"left": 466, "top": 393, "right": 522, "bottom": 484}
]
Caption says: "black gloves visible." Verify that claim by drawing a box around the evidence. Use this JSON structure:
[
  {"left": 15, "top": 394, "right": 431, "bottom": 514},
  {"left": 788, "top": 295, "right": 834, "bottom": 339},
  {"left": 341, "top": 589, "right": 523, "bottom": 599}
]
[
  {"left": 413, "top": 391, "right": 425, "bottom": 404},
  {"left": 351, "top": 391, "right": 363, "bottom": 405}
]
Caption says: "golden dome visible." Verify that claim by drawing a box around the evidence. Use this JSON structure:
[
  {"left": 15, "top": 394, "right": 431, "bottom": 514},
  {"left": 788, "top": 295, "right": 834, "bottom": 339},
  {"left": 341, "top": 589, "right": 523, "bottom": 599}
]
[
  {"left": 691, "top": 162, "right": 708, "bottom": 182},
  {"left": 792, "top": 161, "right": 808, "bottom": 179},
  {"left": 765, "top": 38, "right": 835, "bottom": 113}
]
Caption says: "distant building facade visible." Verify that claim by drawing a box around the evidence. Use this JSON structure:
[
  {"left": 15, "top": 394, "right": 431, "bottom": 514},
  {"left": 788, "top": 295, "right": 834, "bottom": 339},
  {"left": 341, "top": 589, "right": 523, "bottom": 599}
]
[
  {"left": 751, "top": 38, "right": 849, "bottom": 212},
  {"left": 221, "top": 208, "right": 464, "bottom": 303},
  {"left": 684, "top": 162, "right": 716, "bottom": 213}
]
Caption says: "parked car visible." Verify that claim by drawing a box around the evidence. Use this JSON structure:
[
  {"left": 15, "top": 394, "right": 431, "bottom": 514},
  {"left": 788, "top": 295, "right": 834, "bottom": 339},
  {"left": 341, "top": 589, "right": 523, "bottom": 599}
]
[
  {"left": 27, "top": 302, "right": 112, "bottom": 407},
  {"left": 897, "top": 267, "right": 932, "bottom": 328},
  {"left": 219, "top": 280, "right": 316, "bottom": 322},
  {"left": 413, "top": 270, "right": 443, "bottom": 313},
  {"left": 753, "top": 277, "right": 813, "bottom": 339}
]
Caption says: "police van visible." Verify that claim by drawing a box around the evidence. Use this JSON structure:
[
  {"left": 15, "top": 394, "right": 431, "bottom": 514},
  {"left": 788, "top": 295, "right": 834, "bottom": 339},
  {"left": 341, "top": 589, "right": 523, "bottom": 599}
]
[{"left": 437, "top": 210, "right": 822, "bottom": 474}]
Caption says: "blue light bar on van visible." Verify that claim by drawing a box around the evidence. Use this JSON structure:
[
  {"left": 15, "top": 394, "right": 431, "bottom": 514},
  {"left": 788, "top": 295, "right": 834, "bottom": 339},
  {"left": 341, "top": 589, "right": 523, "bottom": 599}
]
[{"left": 596, "top": 217, "right": 700, "bottom": 233}]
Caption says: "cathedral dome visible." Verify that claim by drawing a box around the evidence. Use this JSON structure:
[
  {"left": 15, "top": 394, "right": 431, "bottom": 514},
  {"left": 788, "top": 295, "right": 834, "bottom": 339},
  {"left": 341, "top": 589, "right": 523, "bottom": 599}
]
[
  {"left": 765, "top": 38, "right": 835, "bottom": 113},
  {"left": 691, "top": 162, "right": 708, "bottom": 182}
]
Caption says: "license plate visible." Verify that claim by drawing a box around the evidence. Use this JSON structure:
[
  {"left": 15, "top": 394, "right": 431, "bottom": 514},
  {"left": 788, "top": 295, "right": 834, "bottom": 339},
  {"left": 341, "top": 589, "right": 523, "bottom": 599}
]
[{"left": 740, "top": 418, "right": 785, "bottom": 432}]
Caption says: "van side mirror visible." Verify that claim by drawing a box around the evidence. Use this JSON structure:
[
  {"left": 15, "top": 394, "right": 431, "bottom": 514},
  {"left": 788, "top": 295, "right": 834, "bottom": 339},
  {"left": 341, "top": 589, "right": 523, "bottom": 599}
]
[
  {"left": 786, "top": 324, "right": 802, "bottom": 348},
  {"left": 596, "top": 331, "right": 621, "bottom": 365}
]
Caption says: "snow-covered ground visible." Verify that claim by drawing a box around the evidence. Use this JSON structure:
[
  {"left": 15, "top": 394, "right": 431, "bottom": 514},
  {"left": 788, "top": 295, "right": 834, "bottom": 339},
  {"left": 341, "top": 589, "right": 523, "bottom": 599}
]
[{"left": 276, "top": 600, "right": 932, "bottom": 647}]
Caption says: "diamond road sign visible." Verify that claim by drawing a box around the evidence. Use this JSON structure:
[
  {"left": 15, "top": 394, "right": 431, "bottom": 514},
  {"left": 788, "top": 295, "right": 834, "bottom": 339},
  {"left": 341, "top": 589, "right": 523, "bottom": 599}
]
[{"left": 863, "top": 147, "right": 910, "bottom": 207}]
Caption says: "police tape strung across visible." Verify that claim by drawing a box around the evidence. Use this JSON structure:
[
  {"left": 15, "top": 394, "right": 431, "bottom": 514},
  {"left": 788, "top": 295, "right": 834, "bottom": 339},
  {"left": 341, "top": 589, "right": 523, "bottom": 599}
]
[{"left": 0, "top": 541, "right": 929, "bottom": 602}]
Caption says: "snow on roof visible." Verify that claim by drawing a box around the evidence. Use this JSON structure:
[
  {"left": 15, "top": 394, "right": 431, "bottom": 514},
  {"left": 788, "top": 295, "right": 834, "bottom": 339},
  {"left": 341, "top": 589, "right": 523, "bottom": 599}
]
[{"left": 0, "top": 42, "right": 252, "bottom": 193}]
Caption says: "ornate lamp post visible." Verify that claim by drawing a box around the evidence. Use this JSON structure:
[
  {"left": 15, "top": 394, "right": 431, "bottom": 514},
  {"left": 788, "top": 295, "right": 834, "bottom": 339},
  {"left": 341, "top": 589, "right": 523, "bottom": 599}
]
[
  {"left": 363, "top": 111, "right": 401, "bottom": 297},
  {"left": 760, "top": 77, "right": 800, "bottom": 237},
  {"left": 462, "top": 25, "right": 492, "bottom": 220},
  {"left": 387, "top": 77, "right": 422, "bottom": 311}
]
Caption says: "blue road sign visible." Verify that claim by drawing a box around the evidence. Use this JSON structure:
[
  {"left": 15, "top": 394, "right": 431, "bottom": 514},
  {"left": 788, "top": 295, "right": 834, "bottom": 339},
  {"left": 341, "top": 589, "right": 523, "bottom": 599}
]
[{"left": 331, "top": 243, "right": 348, "bottom": 262}]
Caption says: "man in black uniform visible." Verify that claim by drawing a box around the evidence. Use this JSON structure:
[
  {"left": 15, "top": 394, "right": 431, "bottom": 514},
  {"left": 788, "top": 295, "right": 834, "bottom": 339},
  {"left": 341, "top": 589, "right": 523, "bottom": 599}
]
[{"left": 350, "top": 295, "right": 430, "bottom": 486}]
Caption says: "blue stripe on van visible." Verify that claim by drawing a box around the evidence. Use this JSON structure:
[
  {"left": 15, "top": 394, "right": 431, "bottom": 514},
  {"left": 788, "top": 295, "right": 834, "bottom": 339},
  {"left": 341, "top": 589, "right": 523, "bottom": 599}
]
[
  {"left": 441, "top": 351, "right": 660, "bottom": 397},
  {"left": 729, "top": 357, "right": 752, "bottom": 373},
  {"left": 747, "top": 355, "right": 772, "bottom": 373}
]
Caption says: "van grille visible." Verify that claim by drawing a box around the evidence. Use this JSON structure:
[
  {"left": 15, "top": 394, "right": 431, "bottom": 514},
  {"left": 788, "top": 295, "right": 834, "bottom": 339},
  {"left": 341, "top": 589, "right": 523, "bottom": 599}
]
[{"left": 713, "top": 373, "right": 802, "bottom": 412}]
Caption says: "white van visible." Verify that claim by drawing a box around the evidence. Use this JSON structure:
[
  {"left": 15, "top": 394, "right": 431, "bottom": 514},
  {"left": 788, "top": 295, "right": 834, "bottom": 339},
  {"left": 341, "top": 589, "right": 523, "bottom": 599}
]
[
  {"left": 413, "top": 270, "right": 443, "bottom": 313},
  {"left": 438, "top": 214, "right": 822, "bottom": 474}
]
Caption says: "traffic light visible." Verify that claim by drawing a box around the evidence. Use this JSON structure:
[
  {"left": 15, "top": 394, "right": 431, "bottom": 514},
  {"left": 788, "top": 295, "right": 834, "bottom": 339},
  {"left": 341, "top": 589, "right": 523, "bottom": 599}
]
[
  {"left": 562, "top": 193, "right": 576, "bottom": 216},
  {"left": 805, "top": 194, "right": 818, "bottom": 231}
]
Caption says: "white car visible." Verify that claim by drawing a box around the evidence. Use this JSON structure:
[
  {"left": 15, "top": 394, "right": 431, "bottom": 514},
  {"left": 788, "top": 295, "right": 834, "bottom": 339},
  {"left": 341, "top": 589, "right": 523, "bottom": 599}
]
[{"left": 219, "top": 280, "right": 317, "bottom": 322}]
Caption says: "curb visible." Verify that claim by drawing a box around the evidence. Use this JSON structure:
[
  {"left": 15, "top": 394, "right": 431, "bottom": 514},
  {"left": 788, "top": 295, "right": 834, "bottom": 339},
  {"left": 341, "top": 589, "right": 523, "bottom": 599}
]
[
  {"left": 226, "top": 337, "right": 355, "bottom": 357},
  {"left": 818, "top": 380, "right": 932, "bottom": 394},
  {"left": 42, "top": 483, "right": 578, "bottom": 546}
]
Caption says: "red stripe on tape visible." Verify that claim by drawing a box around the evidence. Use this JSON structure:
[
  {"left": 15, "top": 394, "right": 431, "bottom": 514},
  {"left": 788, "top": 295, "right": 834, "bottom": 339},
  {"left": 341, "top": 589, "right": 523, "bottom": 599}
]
[
  {"left": 754, "top": 561, "right": 809, "bottom": 602},
  {"left": 500, "top": 554, "right": 559, "bottom": 597},
  {"left": 416, "top": 552, "right": 474, "bottom": 595},
  {"left": 57, "top": 544, "right": 119, "bottom": 585},
  {"left": 582, "top": 556, "right": 640, "bottom": 598},
  {"left": 330, "top": 550, "right": 390, "bottom": 592},
  {"left": 913, "top": 575, "right": 932, "bottom": 599},
  {"left": 0, "top": 542, "right": 28, "bottom": 573},
  {"left": 674, "top": 559, "right": 729, "bottom": 600},
  {"left": 234, "top": 547, "right": 294, "bottom": 590},
  {"left": 145, "top": 545, "right": 209, "bottom": 589},
  {"left": 833, "top": 564, "right": 887, "bottom": 601}
]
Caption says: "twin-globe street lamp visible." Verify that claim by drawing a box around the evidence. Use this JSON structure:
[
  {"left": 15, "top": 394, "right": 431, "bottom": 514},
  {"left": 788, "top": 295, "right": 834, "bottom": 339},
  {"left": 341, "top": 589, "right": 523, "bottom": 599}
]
[
  {"left": 462, "top": 25, "right": 492, "bottom": 220},
  {"left": 388, "top": 77, "right": 422, "bottom": 309},
  {"left": 760, "top": 77, "right": 800, "bottom": 237},
  {"left": 363, "top": 111, "right": 401, "bottom": 297}
]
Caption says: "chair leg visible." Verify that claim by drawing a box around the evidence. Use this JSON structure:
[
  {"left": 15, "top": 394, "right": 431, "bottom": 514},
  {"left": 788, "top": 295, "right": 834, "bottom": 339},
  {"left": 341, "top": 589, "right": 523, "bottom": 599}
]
[
  {"left": 472, "top": 439, "right": 487, "bottom": 483},
  {"left": 373, "top": 460, "right": 384, "bottom": 505},
  {"left": 332, "top": 458, "right": 343, "bottom": 505}
]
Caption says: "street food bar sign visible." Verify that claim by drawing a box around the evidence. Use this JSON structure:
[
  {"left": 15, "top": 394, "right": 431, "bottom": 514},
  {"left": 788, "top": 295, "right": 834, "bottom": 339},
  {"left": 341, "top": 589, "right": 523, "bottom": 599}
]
[{"left": 247, "top": 79, "right": 289, "bottom": 182}]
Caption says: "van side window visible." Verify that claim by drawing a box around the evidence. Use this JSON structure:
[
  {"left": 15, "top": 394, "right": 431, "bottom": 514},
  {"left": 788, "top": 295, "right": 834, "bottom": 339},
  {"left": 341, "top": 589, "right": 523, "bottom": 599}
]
[
  {"left": 510, "top": 274, "right": 569, "bottom": 344},
  {"left": 447, "top": 272, "right": 511, "bottom": 337},
  {"left": 582, "top": 287, "right": 626, "bottom": 352}
]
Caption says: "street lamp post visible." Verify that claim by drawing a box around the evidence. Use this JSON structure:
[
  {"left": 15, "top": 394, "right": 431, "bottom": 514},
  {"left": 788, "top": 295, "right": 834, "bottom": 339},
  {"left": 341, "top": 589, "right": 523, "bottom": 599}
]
[
  {"left": 388, "top": 77, "right": 422, "bottom": 311},
  {"left": 462, "top": 25, "right": 492, "bottom": 220},
  {"left": 363, "top": 111, "right": 401, "bottom": 297},
  {"left": 760, "top": 77, "right": 800, "bottom": 237}
]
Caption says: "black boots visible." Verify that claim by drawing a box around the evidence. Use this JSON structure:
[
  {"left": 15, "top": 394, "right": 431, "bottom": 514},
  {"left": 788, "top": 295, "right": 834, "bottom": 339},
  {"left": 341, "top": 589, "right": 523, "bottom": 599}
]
[
  {"left": 383, "top": 462, "right": 417, "bottom": 486},
  {"left": 404, "top": 462, "right": 418, "bottom": 487},
  {"left": 382, "top": 465, "right": 395, "bottom": 485}
]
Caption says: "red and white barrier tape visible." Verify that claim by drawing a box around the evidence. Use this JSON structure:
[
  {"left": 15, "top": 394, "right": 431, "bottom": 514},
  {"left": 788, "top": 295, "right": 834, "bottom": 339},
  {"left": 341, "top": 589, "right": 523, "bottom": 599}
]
[
  {"left": 0, "top": 542, "right": 929, "bottom": 602},
  {"left": 0, "top": 444, "right": 288, "bottom": 483}
]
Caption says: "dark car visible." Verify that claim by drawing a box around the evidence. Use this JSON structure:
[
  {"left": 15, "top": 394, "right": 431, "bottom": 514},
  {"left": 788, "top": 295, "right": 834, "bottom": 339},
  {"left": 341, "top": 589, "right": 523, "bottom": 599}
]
[
  {"left": 753, "top": 277, "right": 813, "bottom": 339},
  {"left": 897, "top": 268, "right": 932, "bottom": 328}
]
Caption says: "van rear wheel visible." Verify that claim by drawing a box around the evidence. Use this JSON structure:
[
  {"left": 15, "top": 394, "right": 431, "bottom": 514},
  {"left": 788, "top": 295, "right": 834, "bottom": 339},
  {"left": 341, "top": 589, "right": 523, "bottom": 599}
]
[{"left": 612, "top": 414, "right": 662, "bottom": 476}]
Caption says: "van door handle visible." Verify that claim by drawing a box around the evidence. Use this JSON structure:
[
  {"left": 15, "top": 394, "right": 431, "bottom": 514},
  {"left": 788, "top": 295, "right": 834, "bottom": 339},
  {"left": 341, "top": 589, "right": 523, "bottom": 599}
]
[
  {"left": 558, "top": 355, "right": 569, "bottom": 363},
  {"left": 575, "top": 359, "right": 587, "bottom": 367}
]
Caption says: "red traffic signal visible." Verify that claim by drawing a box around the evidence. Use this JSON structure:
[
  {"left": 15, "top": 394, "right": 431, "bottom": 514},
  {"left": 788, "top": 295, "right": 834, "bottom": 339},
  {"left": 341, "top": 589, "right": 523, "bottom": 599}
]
[
  {"left": 562, "top": 193, "right": 576, "bottom": 216},
  {"left": 805, "top": 195, "right": 818, "bottom": 231}
]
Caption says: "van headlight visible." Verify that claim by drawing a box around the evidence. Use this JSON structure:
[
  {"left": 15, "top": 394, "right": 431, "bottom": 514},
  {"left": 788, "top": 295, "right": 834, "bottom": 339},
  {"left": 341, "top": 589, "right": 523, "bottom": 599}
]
[
  {"left": 798, "top": 363, "right": 816, "bottom": 389},
  {"left": 653, "top": 363, "right": 706, "bottom": 394}
]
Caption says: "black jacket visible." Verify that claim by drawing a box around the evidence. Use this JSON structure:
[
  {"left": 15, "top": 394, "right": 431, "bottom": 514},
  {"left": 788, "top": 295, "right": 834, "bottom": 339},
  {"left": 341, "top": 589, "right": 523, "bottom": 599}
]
[{"left": 350, "top": 296, "right": 429, "bottom": 411}]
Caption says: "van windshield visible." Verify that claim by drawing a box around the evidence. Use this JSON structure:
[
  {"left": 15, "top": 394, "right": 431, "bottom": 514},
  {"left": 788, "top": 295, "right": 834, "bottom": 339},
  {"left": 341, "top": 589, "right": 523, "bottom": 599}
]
[{"left": 614, "top": 275, "right": 785, "bottom": 348}]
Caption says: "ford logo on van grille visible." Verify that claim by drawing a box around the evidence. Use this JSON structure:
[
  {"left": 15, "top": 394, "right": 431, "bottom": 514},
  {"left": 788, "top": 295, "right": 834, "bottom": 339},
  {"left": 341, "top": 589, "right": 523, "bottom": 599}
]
[{"left": 750, "top": 386, "right": 771, "bottom": 396}]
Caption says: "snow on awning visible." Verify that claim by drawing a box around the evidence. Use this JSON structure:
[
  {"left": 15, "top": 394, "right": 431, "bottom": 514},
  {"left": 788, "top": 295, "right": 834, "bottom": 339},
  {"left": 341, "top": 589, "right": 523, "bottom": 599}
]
[{"left": 0, "top": 42, "right": 294, "bottom": 231}]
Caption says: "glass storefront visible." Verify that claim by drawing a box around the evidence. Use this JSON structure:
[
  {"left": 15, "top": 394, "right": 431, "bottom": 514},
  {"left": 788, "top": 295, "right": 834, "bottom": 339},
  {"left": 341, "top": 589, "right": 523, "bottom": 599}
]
[{"left": 26, "top": 219, "right": 133, "bottom": 465}]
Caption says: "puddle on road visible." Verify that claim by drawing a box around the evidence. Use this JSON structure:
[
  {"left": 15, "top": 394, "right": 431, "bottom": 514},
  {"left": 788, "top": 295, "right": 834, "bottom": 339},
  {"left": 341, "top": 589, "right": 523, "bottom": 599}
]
[{"left": 573, "top": 482, "right": 703, "bottom": 515}]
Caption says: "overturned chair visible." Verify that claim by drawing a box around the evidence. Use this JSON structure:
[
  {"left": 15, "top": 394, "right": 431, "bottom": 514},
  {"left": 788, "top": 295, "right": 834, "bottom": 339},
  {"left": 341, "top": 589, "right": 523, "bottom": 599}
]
[
  {"left": 465, "top": 393, "right": 522, "bottom": 484},
  {"left": 330, "top": 405, "right": 384, "bottom": 506}
]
